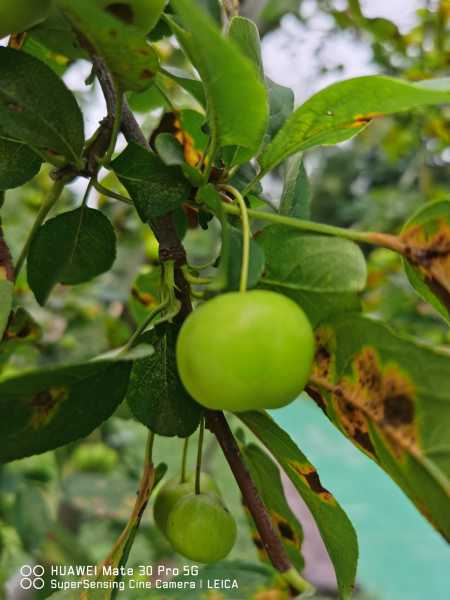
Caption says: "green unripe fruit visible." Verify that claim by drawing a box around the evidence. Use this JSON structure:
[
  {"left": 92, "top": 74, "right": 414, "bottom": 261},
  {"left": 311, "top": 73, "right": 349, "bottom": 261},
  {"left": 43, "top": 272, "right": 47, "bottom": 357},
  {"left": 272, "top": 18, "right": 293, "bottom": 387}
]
[
  {"left": 0, "top": 0, "right": 52, "bottom": 38},
  {"left": 167, "top": 493, "right": 237, "bottom": 563},
  {"left": 97, "top": 0, "right": 166, "bottom": 34},
  {"left": 176, "top": 290, "right": 315, "bottom": 412},
  {"left": 70, "top": 443, "right": 118, "bottom": 473},
  {"left": 154, "top": 472, "right": 221, "bottom": 535}
]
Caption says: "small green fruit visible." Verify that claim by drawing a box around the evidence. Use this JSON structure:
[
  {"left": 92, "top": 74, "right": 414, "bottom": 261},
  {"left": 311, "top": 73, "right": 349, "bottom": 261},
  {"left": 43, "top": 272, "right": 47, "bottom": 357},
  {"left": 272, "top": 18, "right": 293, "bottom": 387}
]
[
  {"left": 0, "top": 0, "right": 52, "bottom": 38},
  {"left": 154, "top": 472, "right": 221, "bottom": 535},
  {"left": 98, "top": 0, "right": 166, "bottom": 34},
  {"left": 167, "top": 493, "right": 237, "bottom": 563},
  {"left": 70, "top": 443, "right": 118, "bottom": 473},
  {"left": 176, "top": 290, "right": 315, "bottom": 412}
]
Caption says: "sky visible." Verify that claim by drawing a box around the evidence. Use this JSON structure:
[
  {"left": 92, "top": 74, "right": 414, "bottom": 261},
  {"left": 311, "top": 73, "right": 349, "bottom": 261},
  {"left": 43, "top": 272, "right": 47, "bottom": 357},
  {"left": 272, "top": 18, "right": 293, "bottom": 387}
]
[{"left": 263, "top": 0, "right": 424, "bottom": 101}]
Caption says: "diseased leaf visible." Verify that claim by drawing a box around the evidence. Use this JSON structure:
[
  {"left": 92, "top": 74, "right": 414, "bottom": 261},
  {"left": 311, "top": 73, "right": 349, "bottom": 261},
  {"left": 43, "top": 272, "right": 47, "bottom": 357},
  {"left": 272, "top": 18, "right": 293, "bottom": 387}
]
[
  {"left": 0, "top": 353, "right": 142, "bottom": 462},
  {"left": 259, "top": 76, "right": 450, "bottom": 175},
  {"left": 401, "top": 200, "right": 450, "bottom": 323},
  {"left": 0, "top": 138, "right": 41, "bottom": 190},
  {"left": 111, "top": 142, "right": 192, "bottom": 222},
  {"left": 27, "top": 207, "right": 117, "bottom": 305},
  {"left": 240, "top": 411, "right": 358, "bottom": 600},
  {"left": 170, "top": 0, "right": 268, "bottom": 161},
  {"left": 0, "top": 47, "right": 84, "bottom": 163},
  {"left": 279, "top": 155, "right": 311, "bottom": 220},
  {"left": 257, "top": 225, "right": 366, "bottom": 324},
  {"left": 57, "top": 0, "right": 159, "bottom": 92},
  {"left": 126, "top": 324, "right": 202, "bottom": 437},
  {"left": 242, "top": 443, "right": 304, "bottom": 573},
  {"left": 309, "top": 313, "right": 450, "bottom": 542}
]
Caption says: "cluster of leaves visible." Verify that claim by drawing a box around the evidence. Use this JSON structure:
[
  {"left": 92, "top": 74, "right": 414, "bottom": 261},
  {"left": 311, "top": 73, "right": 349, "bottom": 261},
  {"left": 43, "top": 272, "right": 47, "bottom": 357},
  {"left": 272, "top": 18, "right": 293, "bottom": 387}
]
[{"left": 0, "top": 1, "right": 449, "bottom": 599}]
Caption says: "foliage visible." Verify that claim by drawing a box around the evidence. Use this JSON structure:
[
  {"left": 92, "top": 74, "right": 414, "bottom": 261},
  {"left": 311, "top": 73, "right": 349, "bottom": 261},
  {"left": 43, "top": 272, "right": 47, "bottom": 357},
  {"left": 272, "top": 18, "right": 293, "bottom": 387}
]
[{"left": 0, "top": 1, "right": 449, "bottom": 599}]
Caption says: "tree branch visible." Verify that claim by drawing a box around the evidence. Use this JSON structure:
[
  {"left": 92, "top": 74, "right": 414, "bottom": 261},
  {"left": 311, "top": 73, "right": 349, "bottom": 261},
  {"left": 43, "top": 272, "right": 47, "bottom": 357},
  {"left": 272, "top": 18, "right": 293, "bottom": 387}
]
[
  {"left": 206, "top": 411, "right": 290, "bottom": 572},
  {"left": 93, "top": 60, "right": 192, "bottom": 320},
  {"left": 93, "top": 57, "right": 306, "bottom": 591}
]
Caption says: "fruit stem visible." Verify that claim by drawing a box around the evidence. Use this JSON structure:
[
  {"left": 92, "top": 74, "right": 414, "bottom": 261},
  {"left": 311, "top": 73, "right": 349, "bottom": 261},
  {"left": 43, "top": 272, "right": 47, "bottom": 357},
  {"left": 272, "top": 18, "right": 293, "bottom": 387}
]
[
  {"left": 180, "top": 437, "right": 190, "bottom": 484},
  {"left": 122, "top": 299, "right": 170, "bottom": 353},
  {"left": 195, "top": 418, "right": 205, "bottom": 495},
  {"left": 219, "top": 185, "right": 250, "bottom": 292},
  {"left": 92, "top": 179, "right": 133, "bottom": 205},
  {"left": 14, "top": 178, "right": 67, "bottom": 279}
]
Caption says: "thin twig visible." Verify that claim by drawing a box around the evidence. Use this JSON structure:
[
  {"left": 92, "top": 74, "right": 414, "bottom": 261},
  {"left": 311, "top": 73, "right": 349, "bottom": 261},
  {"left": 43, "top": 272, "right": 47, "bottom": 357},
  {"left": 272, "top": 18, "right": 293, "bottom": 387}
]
[{"left": 14, "top": 179, "right": 67, "bottom": 279}]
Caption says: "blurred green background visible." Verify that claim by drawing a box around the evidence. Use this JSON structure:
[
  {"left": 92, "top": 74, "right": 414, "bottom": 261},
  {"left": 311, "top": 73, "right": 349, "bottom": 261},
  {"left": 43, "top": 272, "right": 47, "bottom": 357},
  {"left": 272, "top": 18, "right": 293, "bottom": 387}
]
[{"left": 1, "top": 0, "right": 450, "bottom": 598}]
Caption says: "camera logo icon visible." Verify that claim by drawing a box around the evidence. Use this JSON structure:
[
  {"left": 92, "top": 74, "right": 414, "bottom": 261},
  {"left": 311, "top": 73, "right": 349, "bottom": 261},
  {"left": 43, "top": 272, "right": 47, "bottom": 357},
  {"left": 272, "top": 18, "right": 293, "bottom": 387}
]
[{"left": 19, "top": 565, "right": 45, "bottom": 590}]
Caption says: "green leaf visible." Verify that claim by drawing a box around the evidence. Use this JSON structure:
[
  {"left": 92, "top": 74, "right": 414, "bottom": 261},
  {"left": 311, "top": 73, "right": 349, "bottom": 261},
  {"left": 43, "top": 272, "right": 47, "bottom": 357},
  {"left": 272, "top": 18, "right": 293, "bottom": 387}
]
[
  {"left": 155, "top": 133, "right": 185, "bottom": 166},
  {"left": 0, "top": 354, "right": 139, "bottom": 462},
  {"left": 196, "top": 0, "right": 222, "bottom": 24},
  {"left": 170, "top": 0, "right": 268, "bottom": 160},
  {"left": 14, "top": 484, "right": 52, "bottom": 553},
  {"left": 400, "top": 200, "right": 450, "bottom": 323},
  {"left": 128, "top": 266, "right": 162, "bottom": 325},
  {"left": 0, "top": 138, "right": 41, "bottom": 190},
  {"left": 279, "top": 155, "right": 311, "bottom": 219},
  {"left": 257, "top": 225, "right": 367, "bottom": 325},
  {"left": 161, "top": 68, "right": 206, "bottom": 107},
  {"left": 111, "top": 142, "right": 192, "bottom": 222},
  {"left": 27, "top": 207, "right": 117, "bottom": 305},
  {"left": 266, "top": 78, "right": 295, "bottom": 143},
  {"left": 229, "top": 16, "right": 264, "bottom": 76},
  {"left": 259, "top": 76, "right": 450, "bottom": 175},
  {"left": 28, "top": 8, "right": 88, "bottom": 61},
  {"left": 240, "top": 411, "right": 358, "bottom": 600},
  {"left": 0, "top": 280, "right": 13, "bottom": 340},
  {"left": 0, "top": 47, "right": 84, "bottom": 163},
  {"left": 126, "top": 324, "right": 202, "bottom": 437},
  {"left": 310, "top": 313, "right": 450, "bottom": 542},
  {"left": 224, "top": 226, "right": 266, "bottom": 291},
  {"left": 57, "top": 0, "right": 159, "bottom": 92},
  {"left": 242, "top": 443, "right": 304, "bottom": 573}
]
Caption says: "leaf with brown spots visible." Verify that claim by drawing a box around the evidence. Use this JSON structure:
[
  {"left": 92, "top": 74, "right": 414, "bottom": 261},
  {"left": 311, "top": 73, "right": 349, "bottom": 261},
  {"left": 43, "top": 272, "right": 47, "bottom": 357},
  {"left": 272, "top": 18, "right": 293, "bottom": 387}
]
[
  {"left": 242, "top": 443, "right": 304, "bottom": 573},
  {"left": 57, "top": 0, "right": 159, "bottom": 92},
  {"left": 401, "top": 199, "right": 450, "bottom": 324},
  {"left": 310, "top": 314, "right": 450, "bottom": 541},
  {"left": 239, "top": 411, "right": 358, "bottom": 600},
  {"left": 0, "top": 349, "right": 148, "bottom": 462}
]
